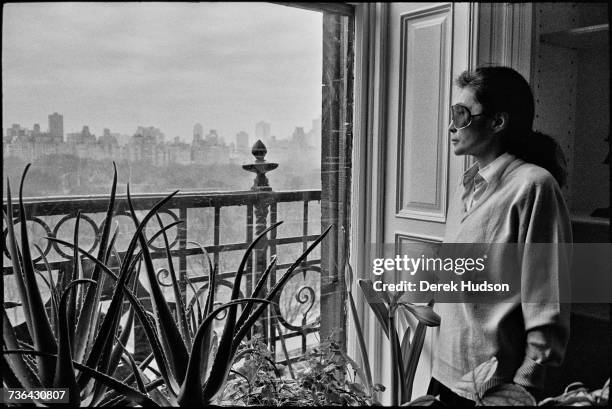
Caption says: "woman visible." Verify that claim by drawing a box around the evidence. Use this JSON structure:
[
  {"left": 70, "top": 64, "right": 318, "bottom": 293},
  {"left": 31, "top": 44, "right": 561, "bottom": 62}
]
[{"left": 428, "top": 66, "right": 572, "bottom": 406}]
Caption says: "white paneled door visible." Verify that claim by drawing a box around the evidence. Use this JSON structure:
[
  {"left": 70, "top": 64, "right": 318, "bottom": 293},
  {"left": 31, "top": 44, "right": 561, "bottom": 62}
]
[{"left": 380, "top": 2, "right": 475, "bottom": 401}]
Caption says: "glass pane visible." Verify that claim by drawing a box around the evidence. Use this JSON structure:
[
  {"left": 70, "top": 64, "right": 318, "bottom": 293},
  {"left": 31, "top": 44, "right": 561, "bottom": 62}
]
[
  {"left": 3, "top": 3, "right": 322, "bottom": 196},
  {"left": 2, "top": 3, "right": 353, "bottom": 368}
]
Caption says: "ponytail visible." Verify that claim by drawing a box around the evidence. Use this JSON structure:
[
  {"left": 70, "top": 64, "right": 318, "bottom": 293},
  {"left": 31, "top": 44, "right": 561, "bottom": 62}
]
[{"left": 506, "top": 130, "right": 567, "bottom": 187}]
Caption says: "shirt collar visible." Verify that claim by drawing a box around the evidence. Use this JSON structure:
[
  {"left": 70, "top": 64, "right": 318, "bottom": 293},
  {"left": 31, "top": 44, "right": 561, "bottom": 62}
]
[
  {"left": 462, "top": 162, "right": 480, "bottom": 187},
  {"left": 462, "top": 152, "right": 516, "bottom": 187},
  {"left": 477, "top": 152, "right": 516, "bottom": 184}
]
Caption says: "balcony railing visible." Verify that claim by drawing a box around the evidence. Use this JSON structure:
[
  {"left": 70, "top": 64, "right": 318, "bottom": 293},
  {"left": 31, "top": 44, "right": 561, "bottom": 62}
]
[{"left": 3, "top": 140, "right": 322, "bottom": 362}]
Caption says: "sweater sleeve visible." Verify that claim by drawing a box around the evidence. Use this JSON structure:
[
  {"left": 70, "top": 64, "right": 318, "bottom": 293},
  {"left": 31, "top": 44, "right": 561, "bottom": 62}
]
[{"left": 513, "top": 175, "right": 572, "bottom": 390}]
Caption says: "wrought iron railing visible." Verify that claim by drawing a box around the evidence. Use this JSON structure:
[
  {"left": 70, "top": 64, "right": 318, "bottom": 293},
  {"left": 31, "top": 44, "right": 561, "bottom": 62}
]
[{"left": 3, "top": 140, "right": 322, "bottom": 362}]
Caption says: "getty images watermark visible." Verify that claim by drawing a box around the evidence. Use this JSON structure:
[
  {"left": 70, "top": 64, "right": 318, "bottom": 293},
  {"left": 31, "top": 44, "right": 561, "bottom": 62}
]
[
  {"left": 365, "top": 242, "right": 612, "bottom": 304},
  {"left": 371, "top": 254, "right": 511, "bottom": 293}
]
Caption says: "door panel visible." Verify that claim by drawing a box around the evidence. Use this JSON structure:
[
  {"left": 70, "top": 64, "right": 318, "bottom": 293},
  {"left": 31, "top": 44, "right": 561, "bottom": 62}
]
[
  {"left": 396, "top": 5, "right": 451, "bottom": 222},
  {"left": 381, "top": 2, "right": 473, "bottom": 400}
]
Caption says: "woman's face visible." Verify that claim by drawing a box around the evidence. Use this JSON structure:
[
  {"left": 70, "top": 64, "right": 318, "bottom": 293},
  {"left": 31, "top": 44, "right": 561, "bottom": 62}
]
[{"left": 449, "top": 87, "right": 496, "bottom": 157}]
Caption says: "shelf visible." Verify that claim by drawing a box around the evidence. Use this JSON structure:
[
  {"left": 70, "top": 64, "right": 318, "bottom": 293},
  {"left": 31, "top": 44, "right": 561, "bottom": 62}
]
[
  {"left": 572, "top": 303, "right": 610, "bottom": 322},
  {"left": 571, "top": 211, "right": 610, "bottom": 243},
  {"left": 571, "top": 210, "right": 610, "bottom": 226},
  {"left": 540, "top": 23, "right": 609, "bottom": 49}
]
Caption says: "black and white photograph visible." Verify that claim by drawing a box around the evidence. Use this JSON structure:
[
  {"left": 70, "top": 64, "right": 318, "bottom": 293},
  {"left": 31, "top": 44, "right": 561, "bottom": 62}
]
[{"left": 2, "top": 2, "right": 610, "bottom": 407}]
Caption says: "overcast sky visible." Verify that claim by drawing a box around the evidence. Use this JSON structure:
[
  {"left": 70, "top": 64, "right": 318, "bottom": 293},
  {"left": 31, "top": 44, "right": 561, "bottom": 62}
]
[{"left": 2, "top": 2, "right": 322, "bottom": 142}]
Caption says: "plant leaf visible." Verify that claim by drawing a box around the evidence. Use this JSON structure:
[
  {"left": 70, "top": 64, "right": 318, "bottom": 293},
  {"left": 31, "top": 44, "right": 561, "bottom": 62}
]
[
  {"left": 105, "top": 305, "right": 136, "bottom": 384},
  {"left": 202, "top": 222, "right": 283, "bottom": 403},
  {"left": 33, "top": 269, "right": 59, "bottom": 338},
  {"left": 123, "top": 220, "right": 184, "bottom": 281},
  {"left": 178, "top": 298, "right": 274, "bottom": 407},
  {"left": 230, "top": 225, "right": 332, "bottom": 353},
  {"left": 389, "top": 308, "right": 405, "bottom": 405},
  {"left": 398, "top": 302, "right": 441, "bottom": 327},
  {"left": 403, "top": 299, "right": 434, "bottom": 402},
  {"left": 33, "top": 244, "right": 60, "bottom": 336},
  {"left": 77, "top": 261, "right": 130, "bottom": 391},
  {"left": 358, "top": 279, "right": 390, "bottom": 338},
  {"left": 1, "top": 354, "right": 26, "bottom": 390},
  {"left": 73, "top": 163, "right": 117, "bottom": 365},
  {"left": 2, "top": 307, "right": 42, "bottom": 389},
  {"left": 116, "top": 281, "right": 180, "bottom": 397},
  {"left": 158, "top": 214, "right": 192, "bottom": 347},
  {"left": 234, "top": 255, "right": 277, "bottom": 337},
  {"left": 17, "top": 165, "right": 58, "bottom": 386},
  {"left": 100, "top": 378, "right": 170, "bottom": 407},
  {"left": 184, "top": 277, "right": 204, "bottom": 327},
  {"left": 455, "top": 356, "right": 499, "bottom": 398},
  {"left": 116, "top": 353, "right": 154, "bottom": 386},
  {"left": 76, "top": 187, "right": 179, "bottom": 390},
  {"left": 341, "top": 225, "right": 353, "bottom": 291},
  {"left": 187, "top": 240, "right": 215, "bottom": 318},
  {"left": 347, "top": 291, "right": 373, "bottom": 393},
  {"left": 44, "top": 237, "right": 180, "bottom": 396},
  {"left": 480, "top": 383, "right": 536, "bottom": 406},
  {"left": 203, "top": 332, "right": 219, "bottom": 384},
  {"left": 197, "top": 262, "right": 217, "bottom": 384},
  {"left": 3, "top": 183, "right": 35, "bottom": 341},
  {"left": 273, "top": 320, "right": 295, "bottom": 379},
  {"left": 67, "top": 212, "right": 81, "bottom": 350},
  {"left": 337, "top": 348, "right": 370, "bottom": 397},
  {"left": 116, "top": 340, "right": 147, "bottom": 394},
  {"left": 127, "top": 185, "right": 189, "bottom": 385},
  {"left": 400, "top": 326, "right": 411, "bottom": 377},
  {"left": 53, "top": 279, "right": 96, "bottom": 406},
  {"left": 4, "top": 349, "right": 159, "bottom": 407},
  {"left": 402, "top": 394, "right": 439, "bottom": 406},
  {"left": 80, "top": 226, "right": 117, "bottom": 366}
]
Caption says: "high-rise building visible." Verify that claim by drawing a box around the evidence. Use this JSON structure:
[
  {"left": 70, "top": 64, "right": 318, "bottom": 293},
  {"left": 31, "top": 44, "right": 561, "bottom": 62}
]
[
  {"left": 6, "top": 124, "right": 25, "bottom": 143},
  {"left": 205, "top": 129, "right": 219, "bottom": 145},
  {"left": 135, "top": 126, "right": 164, "bottom": 144},
  {"left": 67, "top": 125, "right": 96, "bottom": 144},
  {"left": 193, "top": 123, "right": 203, "bottom": 142},
  {"left": 99, "top": 128, "right": 118, "bottom": 145},
  {"left": 308, "top": 116, "right": 321, "bottom": 149},
  {"left": 48, "top": 112, "right": 63, "bottom": 141},
  {"left": 255, "top": 121, "right": 271, "bottom": 143},
  {"left": 292, "top": 126, "right": 307, "bottom": 146},
  {"left": 82, "top": 126, "right": 95, "bottom": 143},
  {"left": 236, "top": 131, "right": 249, "bottom": 151}
]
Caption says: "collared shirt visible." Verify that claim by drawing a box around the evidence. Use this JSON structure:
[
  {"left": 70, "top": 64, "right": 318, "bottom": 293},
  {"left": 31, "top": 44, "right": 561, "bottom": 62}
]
[{"left": 461, "top": 152, "right": 516, "bottom": 212}]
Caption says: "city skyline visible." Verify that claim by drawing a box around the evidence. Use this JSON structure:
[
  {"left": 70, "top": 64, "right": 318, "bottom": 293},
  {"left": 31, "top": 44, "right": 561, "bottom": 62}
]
[
  {"left": 2, "top": 3, "right": 322, "bottom": 142},
  {"left": 5, "top": 112, "right": 322, "bottom": 146},
  {"left": 4, "top": 108, "right": 322, "bottom": 171}
]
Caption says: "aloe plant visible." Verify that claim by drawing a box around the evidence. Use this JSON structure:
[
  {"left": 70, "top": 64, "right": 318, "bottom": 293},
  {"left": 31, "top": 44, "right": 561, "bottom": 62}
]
[
  {"left": 2, "top": 163, "right": 157, "bottom": 406},
  {"left": 4, "top": 163, "right": 334, "bottom": 406},
  {"left": 3, "top": 163, "right": 332, "bottom": 407},
  {"left": 54, "top": 213, "right": 330, "bottom": 406}
]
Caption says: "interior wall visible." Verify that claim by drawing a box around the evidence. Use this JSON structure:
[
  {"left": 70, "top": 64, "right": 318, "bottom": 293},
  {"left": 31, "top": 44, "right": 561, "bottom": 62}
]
[{"left": 571, "top": 47, "right": 609, "bottom": 212}]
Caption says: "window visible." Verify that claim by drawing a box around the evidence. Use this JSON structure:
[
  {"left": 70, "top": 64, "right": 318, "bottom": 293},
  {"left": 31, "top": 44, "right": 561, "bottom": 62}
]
[
  {"left": 3, "top": 2, "right": 354, "bottom": 363},
  {"left": 3, "top": 3, "right": 323, "bottom": 195}
]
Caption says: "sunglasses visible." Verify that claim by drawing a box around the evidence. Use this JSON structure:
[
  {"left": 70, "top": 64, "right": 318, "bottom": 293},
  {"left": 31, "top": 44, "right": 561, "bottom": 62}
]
[{"left": 450, "top": 104, "right": 486, "bottom": 130}]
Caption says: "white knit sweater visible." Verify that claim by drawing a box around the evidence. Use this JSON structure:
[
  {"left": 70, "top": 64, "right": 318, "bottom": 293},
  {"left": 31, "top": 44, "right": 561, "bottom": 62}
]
[{"left": 431, "top": 154, "right": 572, "bottom": 400}]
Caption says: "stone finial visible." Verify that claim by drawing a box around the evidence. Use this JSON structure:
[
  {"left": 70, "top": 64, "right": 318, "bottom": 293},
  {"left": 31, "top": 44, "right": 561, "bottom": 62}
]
[
  {"left": 252, "top": 139, "right": 267, "bottom": 162},
  {"left": 242, "top": 139, "right": 278, "bottom": 191}
]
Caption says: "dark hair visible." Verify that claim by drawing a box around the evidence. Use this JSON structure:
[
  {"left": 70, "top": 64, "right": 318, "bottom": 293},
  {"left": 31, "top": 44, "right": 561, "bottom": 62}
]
[{"left": 456, "top": 66, "right": 567, "bottom": 187}]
